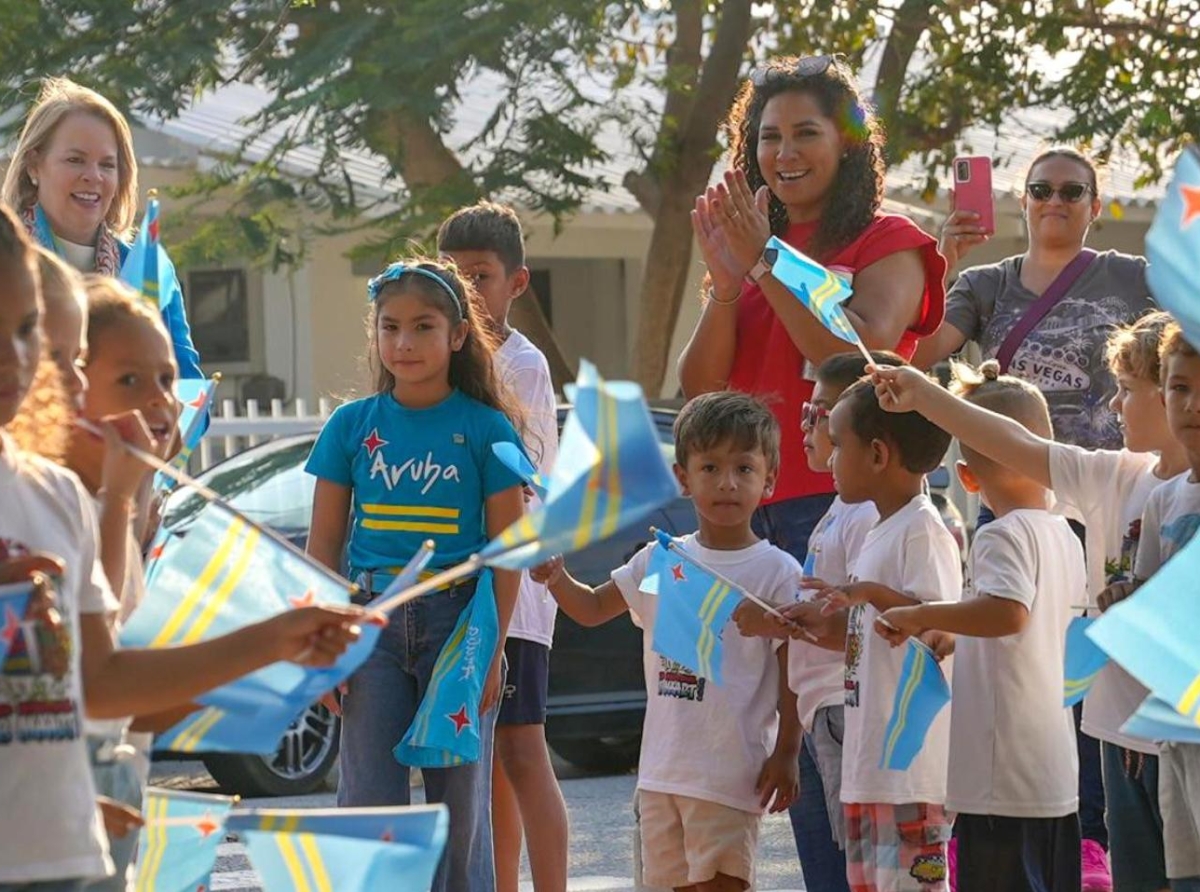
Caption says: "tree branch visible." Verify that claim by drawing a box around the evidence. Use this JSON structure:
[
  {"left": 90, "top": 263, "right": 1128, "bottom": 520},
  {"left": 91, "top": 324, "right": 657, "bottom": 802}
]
[{"left": 873, "top": 0, "right": 936, "bottom": 160}]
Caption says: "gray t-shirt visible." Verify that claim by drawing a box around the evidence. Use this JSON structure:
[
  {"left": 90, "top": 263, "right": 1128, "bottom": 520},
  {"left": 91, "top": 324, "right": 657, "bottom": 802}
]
[{"left": 944, "top": 250, "right": 1153, "bottom": 449}]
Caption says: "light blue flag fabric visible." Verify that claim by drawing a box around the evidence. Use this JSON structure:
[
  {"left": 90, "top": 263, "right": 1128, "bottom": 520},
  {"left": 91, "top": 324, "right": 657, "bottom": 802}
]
[
  {"left": 1146, "top": 146, "right": 1200, "bottom": 349},
  {"left": 1122, "top": 694, "right": 1200, "bottom": 744},
  {"left": 120, "top": 196, "right": 179, "bottom": 311},
  {"left": 763, "top": 235, "right": 860, "bottom": 345},
  {"left": 134, "top": 787, "right": 235, "bottom": 892},
  {"left": 491, "top": 441, "right": 548, "bottom": 501},
  {"left": 479, "top": 360, "right": 679, "bottom": 571},
  {"left": 121, "top": 500, "right": 376, "bottom": 753},
  {"left": 1063, "top": 616, "right": 1109, "bottom": 707},
  {"left": 154, "top": 378, "right": 216, "bottom": 492},
  {"left": 880, "top": 639, "right": 951, "bottom": 770},
  {"left": 0, "top": 582, "right": 32, "bottom": 668},
  {"left": 227, "top": 805, "right": 448, "bottom": 892},
  {"left": 1088, "top": 530, "right": 1200, "bottom": 731},
  {"left": 394, "top": 570, "right": 499, "bottom": 767},
  {"left": 642, "top": 532, "right": 743, "bottom": 685}
]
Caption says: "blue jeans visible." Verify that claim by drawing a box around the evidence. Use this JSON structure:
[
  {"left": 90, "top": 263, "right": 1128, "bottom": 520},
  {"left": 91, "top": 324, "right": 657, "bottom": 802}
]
[
  {"left": 337, "top": 581, "right": 498, "bottom": 892},
  {"left": 752, "top": 492, "right": 848, "bottom": 890}
]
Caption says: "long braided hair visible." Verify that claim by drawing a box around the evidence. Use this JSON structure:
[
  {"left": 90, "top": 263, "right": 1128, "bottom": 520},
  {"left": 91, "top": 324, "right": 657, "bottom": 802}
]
[{"left": 724, "top": 56, "right": 887, "bottom": 262}]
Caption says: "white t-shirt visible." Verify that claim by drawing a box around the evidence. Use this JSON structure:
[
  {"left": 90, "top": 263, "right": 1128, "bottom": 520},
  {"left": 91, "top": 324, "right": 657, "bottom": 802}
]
[
  {"left": 947, "top": 510, "right": 1082, "bottom": 818},
  {"left": 611, "top": 535, "right": 800, "bottom": 814},
  {"left": 790, "top": 497, "right": 877, "bottom": 730},
  {"left": 841, "top": 494, "right": 962, "bottom": 806},
  {"left": 1050, "top": 443, "right": 1166, "bottom": 753},
  {"left": 494, "top": 330, "right": 559, "bottom": 647},
  {"left": 0, "top": 434, "right": 117, "bottom": 883},
  {"left": 1135, "top": 470, "right": 1200, "bottom": 584}
]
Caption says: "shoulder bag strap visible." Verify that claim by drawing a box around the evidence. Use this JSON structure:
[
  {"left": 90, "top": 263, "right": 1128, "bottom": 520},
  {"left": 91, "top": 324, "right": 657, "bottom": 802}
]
[{"left": 995, "top": 249, "right": 1099, "bottom": 373}]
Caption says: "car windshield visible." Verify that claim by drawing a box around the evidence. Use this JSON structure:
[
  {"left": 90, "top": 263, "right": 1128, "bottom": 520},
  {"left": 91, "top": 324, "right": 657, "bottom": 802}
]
[{"left": 162, "top": 435, "right": 317, "bottom": 532}]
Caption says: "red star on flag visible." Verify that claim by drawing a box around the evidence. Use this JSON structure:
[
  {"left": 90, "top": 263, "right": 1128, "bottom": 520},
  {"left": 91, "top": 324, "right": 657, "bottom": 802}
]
[
  {"left": 195, "top": 813, "right": 219, "bottom": 838},
  {"left": 363, "top": 428, "right": 389, "bottom": 456},
  {"left": 289, "top": 590, "right": 316, "bottom": 609},
  {"left": 148, "top": 542, "right": 166, "bottom": 562},
  {"left": 447, "top": 705, "right": 471, "bottom": 735},
  {"left": 188, "top": 390, "right": 209, "bottom": 409},
  {"left": 1183, "top": 185, "right": 1200, "bottom": 228},
  {"left": 671, "top": 563, "right": 687, "bottom": 583},
  {"left": 148, "top": 217, "right": 160, "bottom": 243},
  {"left": 380, "top": 828, "right": 394, "bottom": 842},
  {"left": 1, "top": 605, "right": 21, "bottom": 647}
]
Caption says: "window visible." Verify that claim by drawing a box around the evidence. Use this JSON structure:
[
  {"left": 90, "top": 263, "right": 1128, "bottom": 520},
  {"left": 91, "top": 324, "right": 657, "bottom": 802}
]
[
  {"left": 529, "top": 268, "right": 552, "bottom": 325},
  {"left": 186, "top": 269, "right": 255, "bottom": 366}
]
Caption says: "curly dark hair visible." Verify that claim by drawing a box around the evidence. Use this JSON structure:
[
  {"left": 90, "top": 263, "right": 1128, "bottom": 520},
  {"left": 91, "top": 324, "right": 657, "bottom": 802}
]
[{"left": 724, "top": 56, "right": 887, "bottom": 261}]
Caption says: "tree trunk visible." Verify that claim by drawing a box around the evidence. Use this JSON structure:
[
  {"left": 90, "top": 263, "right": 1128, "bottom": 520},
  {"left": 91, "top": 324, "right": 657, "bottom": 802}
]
[{"left": 509, "top": 282, "right": 575, "bottom": 393}]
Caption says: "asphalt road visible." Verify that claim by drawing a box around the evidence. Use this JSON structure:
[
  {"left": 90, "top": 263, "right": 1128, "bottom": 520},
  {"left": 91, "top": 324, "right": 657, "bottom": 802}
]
[{"left": 149, "top": 758, "right": 807, "bottom": 891}]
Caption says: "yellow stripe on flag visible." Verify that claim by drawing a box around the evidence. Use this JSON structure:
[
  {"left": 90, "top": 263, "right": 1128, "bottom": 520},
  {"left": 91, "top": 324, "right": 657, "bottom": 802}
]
[
  {"left": 276, "top": 834, "right": 312, "bottom": 892},
  {"left": 180, "top": 528, "right": 261, "bottom": 644},
  {"left": 1178, "top": 673, "right": 1200, "bottom": 723},
  {"left": 298, "top": 833, "right": 333, "bottom": 892},
  {"left": 151, "top": 518, "right": 247, "bottom": 646},
  {"left": 175, "top": 707, "right": 226, "bottom": 753}
]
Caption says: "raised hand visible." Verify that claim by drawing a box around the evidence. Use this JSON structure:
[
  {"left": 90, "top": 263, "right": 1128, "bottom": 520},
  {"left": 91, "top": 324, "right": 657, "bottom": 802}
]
[
  {"left": 716, "top": 168, "right": 772, "bottom": 272},
  {"left": 692, "top": 187, "right": 748, "bottom": 297},
  {"left": 939, "top": 209, "right": 990, "bottom": 272},
  {"left": 870, "top": 365, "right": 932, "bottom": 413}
]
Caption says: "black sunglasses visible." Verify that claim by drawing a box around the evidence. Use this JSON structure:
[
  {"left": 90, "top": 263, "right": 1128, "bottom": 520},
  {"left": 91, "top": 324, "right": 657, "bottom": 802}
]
[
  {"left": 750, "top": 54, "right": 837, "bottom": 88},
  {"left": 1025, "top": 181, "right": 1094, "bottom": 203}
]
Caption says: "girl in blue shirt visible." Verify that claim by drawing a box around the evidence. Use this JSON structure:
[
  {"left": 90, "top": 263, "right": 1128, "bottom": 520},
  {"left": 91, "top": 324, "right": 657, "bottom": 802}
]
[{"left": 305, "top": 258, "right": 525, "bottom": 892}]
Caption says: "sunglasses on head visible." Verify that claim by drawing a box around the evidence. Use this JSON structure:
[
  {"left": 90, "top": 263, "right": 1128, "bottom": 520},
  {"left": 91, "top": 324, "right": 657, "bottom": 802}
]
[
  {"left": 801, "top": 401, "right": 830, "bottom": 429},
  {"left": 749, "top": 54, "right": 837, "bottom": 88},
  {"left": 1025, "top": 181, "right": 1093, "bottom": 203}
]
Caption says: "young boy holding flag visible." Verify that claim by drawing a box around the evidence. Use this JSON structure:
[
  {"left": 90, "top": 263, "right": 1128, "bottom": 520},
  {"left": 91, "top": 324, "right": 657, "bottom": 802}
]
[{"left": 531, "top": 391, "right": 800, "bottom": 892}]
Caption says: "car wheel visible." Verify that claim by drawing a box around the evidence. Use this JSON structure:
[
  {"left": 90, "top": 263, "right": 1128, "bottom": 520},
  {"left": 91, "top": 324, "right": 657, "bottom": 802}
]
[
  {"left": 202, "top": 703, "right": 340, "bottom": 798},
  {"left": 550, "top": 734, "right": 640, "bottom": 775}
]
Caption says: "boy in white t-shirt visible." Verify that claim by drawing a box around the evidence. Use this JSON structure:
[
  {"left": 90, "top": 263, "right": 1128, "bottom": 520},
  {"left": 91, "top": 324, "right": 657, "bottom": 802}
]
[
  {"left": 873, "top": 311, "right": 1188, "bottom": 891},
  {"left": 438, "top": 202, "right": 567, "bottom": 892},
  {"left": 1100, "top": 323, "right": 1200, "bottom": 889},
  {"left": 803, "top": 378, "right": 961, "bottom": 891},
  {"left": 533, "top": 392, "right": 800, "bottom": 891},
  {"left": 875, "top": 362, "right": 1086, "bottom": 890}
]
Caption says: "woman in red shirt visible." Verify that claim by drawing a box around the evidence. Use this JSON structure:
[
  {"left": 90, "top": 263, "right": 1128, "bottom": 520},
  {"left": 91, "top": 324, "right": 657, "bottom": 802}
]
[{"left": 677, "top": 54, "right": 946, "bottom": 891}]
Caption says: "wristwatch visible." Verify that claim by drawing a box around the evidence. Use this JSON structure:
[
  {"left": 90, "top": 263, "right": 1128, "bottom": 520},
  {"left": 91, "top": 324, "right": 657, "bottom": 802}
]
[{"left": 746, "top": 253, "right": 772, "bottom": 284}]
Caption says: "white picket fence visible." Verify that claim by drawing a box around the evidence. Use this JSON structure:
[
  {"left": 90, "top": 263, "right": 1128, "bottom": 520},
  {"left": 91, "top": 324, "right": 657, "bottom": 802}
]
[{"left": 198, "top": 397, "right": 337, "bottom": 472}]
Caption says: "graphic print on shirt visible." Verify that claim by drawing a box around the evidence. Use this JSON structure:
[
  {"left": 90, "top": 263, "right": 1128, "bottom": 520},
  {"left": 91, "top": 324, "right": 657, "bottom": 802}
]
[
  {"left": 1161, "top": 513, "right": 1200, "bottom": 553},
  {"left": 0, "top": 537, "right": 80, "bottom": 746},
  {"left": 844, "top": 603, "right": 864, "bottom": 708},
  {"left": 657, "top": 656, "right": 706, "bottom": 702},
  {"left": 361, "top": 429, "right": 464, "bottom": 533},
  {"left": 1105, "top": 518, "right": 1142, "bottom": 584}
]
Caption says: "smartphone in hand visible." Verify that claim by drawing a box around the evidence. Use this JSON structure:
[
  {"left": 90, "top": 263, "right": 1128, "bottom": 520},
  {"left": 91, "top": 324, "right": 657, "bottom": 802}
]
[{"left": 953, "top": 155, "right": 995, "bottom": 235}]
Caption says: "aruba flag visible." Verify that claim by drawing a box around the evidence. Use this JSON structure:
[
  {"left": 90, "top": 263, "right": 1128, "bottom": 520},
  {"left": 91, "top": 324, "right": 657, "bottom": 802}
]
[
  {"left": 134, "top": 787, "right": 235, "bottom": 892},
  {"left": 120, "top": 195, "right": 179, "bottom": 311},
  {"left": 154, "top": 377, "right": 216, "bottom": 491},
  {"left": 492, "top": 441, "right": 548, "bottom": 501},
  {"left": 1063, "top": 616, "right": 1109, "bottom": 707},
  {"left": 641, "top": 532, "right": 743, "bottom": 685},
  {"left": 1146, "top": 146, "right": 1200, "bottom": 349},
  {"left": 1122, "top": 694, "right": 1200, "bottom": 745},
  {"left": 763, "top": 236, "right": 860, "bottom": 346},
  {"left": 121, "top": 500, "right": 375, "bottom": 753},
  {"left": 227, "top": 805, "right": 448, "bottom": 892},
  {"left": 394, "top": 571, "right": 499, "bottom": 767},
  {"left": 880, "top": 638, "right": 951, "bottom": 771},
  {"left": 1089, "top": 528, "right": 1200, "bottom": 733},
  {"left": 479, "top": 360, "right": 679, "bottom": 570},
  {"left": 0, "top": 582, "right": 32, "bottom": 667}
]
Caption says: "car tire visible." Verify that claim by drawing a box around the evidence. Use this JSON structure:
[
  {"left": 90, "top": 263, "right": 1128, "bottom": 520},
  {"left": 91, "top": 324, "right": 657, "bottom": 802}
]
[
  {"left": 202, "top": 704, "right": 340, "bottom": 798},
  {"left": 549, "top": 735, "right": 640, "bottom": 775}
]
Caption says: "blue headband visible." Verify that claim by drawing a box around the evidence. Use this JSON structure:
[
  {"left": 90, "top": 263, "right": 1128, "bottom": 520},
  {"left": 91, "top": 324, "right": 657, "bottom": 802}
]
[{"left": 367, "top": 262, "right": 461, "bottom": 311}]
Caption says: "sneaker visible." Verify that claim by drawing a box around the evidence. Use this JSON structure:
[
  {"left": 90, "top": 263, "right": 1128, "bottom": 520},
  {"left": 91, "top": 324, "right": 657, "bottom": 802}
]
[{"left": 1081, "top": 839, "right": 1113, "bottom": 892}]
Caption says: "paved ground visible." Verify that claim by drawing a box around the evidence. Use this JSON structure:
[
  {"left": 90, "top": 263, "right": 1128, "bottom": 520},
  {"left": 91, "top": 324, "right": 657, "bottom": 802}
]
[{"left": 150, "top": 758, "right": 807, "bottom": 891}]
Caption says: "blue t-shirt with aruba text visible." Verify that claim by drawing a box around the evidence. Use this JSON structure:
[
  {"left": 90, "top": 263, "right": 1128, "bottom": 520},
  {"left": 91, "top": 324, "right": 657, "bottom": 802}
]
[{"left": 304, "top": 389, "right": 525, "bottom": 574}]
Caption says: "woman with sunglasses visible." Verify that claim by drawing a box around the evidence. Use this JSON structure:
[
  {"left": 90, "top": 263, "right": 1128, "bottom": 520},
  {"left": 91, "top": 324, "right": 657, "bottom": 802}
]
[{"left": 677, "top": 55, "right": 946, "bottom": 892}]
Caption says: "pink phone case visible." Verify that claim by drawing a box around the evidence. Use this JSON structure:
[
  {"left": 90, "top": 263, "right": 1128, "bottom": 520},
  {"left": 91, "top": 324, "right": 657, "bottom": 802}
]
[{"left": 953, "top": 156, "right": 995, "bottom": 234}]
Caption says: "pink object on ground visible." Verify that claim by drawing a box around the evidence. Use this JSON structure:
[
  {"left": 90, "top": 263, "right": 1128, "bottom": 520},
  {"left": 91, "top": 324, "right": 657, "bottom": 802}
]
[{"left": 1082, "top": 838, "right": 1113, "bottom": 892}]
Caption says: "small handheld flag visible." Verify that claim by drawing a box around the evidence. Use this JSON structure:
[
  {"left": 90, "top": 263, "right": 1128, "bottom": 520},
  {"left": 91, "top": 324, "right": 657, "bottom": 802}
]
[
  {"left": 0, "top": 582, "right": 32, "bottom": 667},
  {"left": 226, "top": 805, "right": 448, "bottom": 892},
  {"left": 492, "top": 441, "right": 548, "bottom": 501},
  {"left": 1063, "top": 616, "right": 1109, "bottom": 707},
  {"left": 880, "top": 638, "right": 951, "bottom": 770},
  {"left": 642, "top": 534, "right": 743, "bottom": 685},
  {"left": 394, "top": 570, "right": 499, "bottom": 767},
  {"left": 154, "top": 376, "right": 217, "bottom": 492},
  {"left": 1088, "top": 532, "right": 1200, "bottom": 732},
  {"left": 479, "top": 361, "right": 679, "bottom": 571},
  {"left": 1145, "top": 146, "right": 1200, "bottom": 349},
  {"left": 1122, "top": 694, "right": 1200, "bottom": 744},
  {"left": 134, "top": 788, "right": 235, "bottom": 892},
  {"left": 120, "top": 192, "right": 178, "bottom": 311}
]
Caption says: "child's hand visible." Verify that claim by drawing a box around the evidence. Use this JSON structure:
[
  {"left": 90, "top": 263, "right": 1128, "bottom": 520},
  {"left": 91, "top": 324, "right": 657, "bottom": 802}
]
[
  {"left": 268, "top": 604, "right": 382, "bottom": 667},
  {"left": 95, "top": 410, "right": 162, "bottom": 502},
  {"left": 2, "top": 556, "right": 70, "bottom": 678},
  {"left": 480, "top": 652, "right": 504, "bottom": 715},
  {"left": 874, "top": 605, "right": 924, "bottom": 647},
  {"left": 1097, "top": 580, "right": 1139, "bottom": 614},
  {"left": 920, "top": 629, "right": 956, "bottom": 662},
  {"left": 806, "top": 578, "right": 861, "bottom": 614},
  {"left": 779, "top": 601, "right": 828, "bottom": 641},
  {"left": 318, "top": 682, "right": 349, "bottom": 717},
  {"left": 870, "top": 365, "right": 930, "bottom": 414},
  {"left": 530, "top": 555, "right": 565, "bottom": 587},
  {"left": 756, "top": 748, "right": 799, "bottom": 814},
  {"left": 97, "top": 796, "right": 144, "bottom": 839},
  {"left": 732, "top": 601, "right": 791, "bottom": 639}
]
